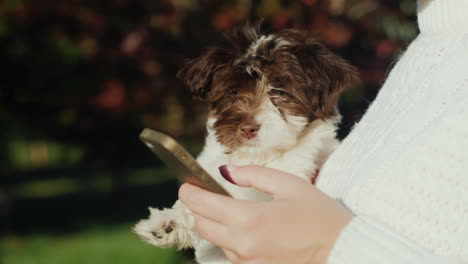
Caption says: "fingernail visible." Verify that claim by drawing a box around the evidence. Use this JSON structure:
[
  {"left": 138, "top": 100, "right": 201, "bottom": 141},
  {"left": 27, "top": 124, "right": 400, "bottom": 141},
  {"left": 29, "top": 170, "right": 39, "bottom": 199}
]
[{"left": 219, "top": 165, "right": 237, "bottom": 184}]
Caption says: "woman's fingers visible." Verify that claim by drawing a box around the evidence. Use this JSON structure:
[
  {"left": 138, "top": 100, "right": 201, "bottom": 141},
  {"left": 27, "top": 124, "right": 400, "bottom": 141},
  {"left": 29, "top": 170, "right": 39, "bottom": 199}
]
[
  {"left": 179, "top": 183, "right": 253, "bottom": 224},
  {"left": 192, "top": 213, "right": 237, "bottom": 252},
  {"left": 222, "top": 248, "right": 240, "bottom": 263},
  {"left": 222, "top": 165, "right": 310, "bottom": 198}
]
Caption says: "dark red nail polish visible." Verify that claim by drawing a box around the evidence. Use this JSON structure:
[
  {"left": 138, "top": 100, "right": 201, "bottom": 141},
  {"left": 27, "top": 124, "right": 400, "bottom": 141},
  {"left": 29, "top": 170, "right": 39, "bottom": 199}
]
[{"left": 219, "top": 165, "right": 236, "bottom": 184}]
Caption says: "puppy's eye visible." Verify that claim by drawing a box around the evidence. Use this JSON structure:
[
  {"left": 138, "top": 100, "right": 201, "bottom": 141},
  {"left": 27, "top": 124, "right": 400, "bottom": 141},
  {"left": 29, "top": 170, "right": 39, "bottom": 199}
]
[
  {"left": 270, "top": 89, "right": 287, "bottom": 96},
  {"left": 252, "top": 55, "right": 268, "bottom": 63},
  {"left": 230, "top": 89, "right": 238, "bottom": 95},
  {"left": 250, "top": 70, "right": 260, "bottom": 79}
]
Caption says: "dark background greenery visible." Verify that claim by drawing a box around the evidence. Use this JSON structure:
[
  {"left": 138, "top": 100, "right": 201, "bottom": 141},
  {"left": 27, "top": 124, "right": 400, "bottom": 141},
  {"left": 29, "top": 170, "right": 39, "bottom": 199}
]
[{"left": 0, "top": 0, "right": 417, "bottom": 263}]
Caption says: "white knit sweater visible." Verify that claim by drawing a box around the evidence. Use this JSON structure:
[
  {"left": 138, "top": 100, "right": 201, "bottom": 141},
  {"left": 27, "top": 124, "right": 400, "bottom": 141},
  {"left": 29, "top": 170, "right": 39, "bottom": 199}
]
[{"left": 316, "top": 0, "right": 468, "bottom": 263}]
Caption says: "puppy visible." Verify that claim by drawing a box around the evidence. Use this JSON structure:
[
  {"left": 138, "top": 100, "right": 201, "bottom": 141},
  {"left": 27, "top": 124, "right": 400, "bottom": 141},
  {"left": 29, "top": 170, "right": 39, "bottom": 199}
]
[{"left": 134, "top": 23, "right": 357, "bottom": 264}]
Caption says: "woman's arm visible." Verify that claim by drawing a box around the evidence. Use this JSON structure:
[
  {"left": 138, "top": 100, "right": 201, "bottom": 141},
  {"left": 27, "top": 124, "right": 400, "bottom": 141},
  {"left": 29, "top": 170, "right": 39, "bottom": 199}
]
[{"left": 179, "top": 165, "right": 465, "bottom": 264}]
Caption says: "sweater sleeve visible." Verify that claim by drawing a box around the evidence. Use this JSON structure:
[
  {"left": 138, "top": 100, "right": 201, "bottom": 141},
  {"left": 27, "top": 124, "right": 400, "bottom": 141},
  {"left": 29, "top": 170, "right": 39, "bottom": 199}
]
[{"left": 327, "top": 217, "right": 465, "bottom": 264}]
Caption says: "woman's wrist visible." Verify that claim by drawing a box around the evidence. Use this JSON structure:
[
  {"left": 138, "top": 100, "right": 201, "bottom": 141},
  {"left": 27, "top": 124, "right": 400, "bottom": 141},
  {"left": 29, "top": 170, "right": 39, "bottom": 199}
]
[
  {"left": 313, "top": 214, "right": 354, "bottom": 264},
  {"left": 311, "top": 246, "right": 331, "bottom": 264}
]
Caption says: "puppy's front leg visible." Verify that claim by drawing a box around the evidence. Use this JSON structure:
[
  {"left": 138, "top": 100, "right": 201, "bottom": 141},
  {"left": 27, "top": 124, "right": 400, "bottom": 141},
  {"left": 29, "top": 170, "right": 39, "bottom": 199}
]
[{"left": 133, "top": 200, "right": 198, "bottom": 249}]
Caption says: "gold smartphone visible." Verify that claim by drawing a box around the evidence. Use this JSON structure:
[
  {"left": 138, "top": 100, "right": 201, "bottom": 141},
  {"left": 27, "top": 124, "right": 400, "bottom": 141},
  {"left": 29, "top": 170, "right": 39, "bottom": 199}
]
[{"left": 139, "top": 128, "right": 231, "bottom": 197}]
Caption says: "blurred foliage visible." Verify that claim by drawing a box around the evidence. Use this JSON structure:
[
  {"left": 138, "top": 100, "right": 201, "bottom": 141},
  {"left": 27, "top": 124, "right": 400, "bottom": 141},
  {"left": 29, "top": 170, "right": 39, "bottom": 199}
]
[
  {"left": 0, "top": 0, "right": 417, "bottom": 172},
  {"left": 0, "top": 0, "right": 417, "bottom": 262}
]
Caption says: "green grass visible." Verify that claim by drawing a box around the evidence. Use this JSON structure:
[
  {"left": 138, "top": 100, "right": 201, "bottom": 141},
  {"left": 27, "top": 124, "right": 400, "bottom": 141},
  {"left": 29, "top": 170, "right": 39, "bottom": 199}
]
[{"left": 1, "top": 224, "right": 188, "bottom": 264}]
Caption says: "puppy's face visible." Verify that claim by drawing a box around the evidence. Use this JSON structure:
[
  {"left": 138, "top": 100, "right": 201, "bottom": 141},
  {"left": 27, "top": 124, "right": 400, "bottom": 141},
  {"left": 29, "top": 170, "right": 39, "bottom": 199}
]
[{"left": 179, "top": 24, "right": 357, "bottom": 154}]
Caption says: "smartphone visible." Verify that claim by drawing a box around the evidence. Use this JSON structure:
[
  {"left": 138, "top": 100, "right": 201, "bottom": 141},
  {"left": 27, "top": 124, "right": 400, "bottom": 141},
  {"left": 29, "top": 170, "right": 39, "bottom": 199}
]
[{"left": 139, "top": 128, "right": 231, "bottom": 197}]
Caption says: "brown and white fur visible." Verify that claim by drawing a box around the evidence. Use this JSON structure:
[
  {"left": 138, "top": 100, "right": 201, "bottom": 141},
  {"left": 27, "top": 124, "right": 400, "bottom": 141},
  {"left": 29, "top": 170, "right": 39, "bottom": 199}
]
[{"left": 133, "top": 23, "right": 357, "bottom": 264}]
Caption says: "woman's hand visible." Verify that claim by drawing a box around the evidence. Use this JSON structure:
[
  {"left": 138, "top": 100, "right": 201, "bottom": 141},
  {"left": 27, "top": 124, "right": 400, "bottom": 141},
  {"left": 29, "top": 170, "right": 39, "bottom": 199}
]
[{"left": 178, "top": 165, "right": 353, "bottom": 264}]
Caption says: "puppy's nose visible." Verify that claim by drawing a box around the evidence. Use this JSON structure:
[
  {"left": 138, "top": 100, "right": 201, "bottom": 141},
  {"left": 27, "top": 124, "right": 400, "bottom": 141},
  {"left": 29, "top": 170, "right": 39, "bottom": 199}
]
[{"left": 239, "top": 120, "right": 261, "bottom": 140}]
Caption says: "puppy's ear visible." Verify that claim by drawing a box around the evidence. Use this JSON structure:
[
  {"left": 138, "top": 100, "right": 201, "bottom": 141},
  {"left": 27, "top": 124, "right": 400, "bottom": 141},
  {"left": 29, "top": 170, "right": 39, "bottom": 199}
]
[
  {"left": 177, "top": 48, "right": 228, "bottom": 101},
  {"left": 292, "top": 35, "right": 358, "bottom": 118}
]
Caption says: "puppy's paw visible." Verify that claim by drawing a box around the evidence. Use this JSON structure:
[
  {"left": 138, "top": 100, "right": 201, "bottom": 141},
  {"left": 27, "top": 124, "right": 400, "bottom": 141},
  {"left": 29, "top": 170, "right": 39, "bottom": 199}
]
[{"left": 133, "top": 208, "right": 182, "bottom": 248}]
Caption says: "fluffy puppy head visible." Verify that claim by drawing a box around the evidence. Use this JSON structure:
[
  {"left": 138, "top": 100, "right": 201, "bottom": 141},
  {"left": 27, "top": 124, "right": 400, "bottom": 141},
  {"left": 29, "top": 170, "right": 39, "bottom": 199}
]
[{"left": 178, "top": 23, "right": 357, "bottom": 154}]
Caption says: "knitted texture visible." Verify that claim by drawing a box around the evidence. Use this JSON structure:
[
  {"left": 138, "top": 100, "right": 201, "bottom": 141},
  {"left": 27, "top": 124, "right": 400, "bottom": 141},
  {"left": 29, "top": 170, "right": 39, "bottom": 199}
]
[{"left": 316, "top": 0, "right": 468, "bottom": 262}]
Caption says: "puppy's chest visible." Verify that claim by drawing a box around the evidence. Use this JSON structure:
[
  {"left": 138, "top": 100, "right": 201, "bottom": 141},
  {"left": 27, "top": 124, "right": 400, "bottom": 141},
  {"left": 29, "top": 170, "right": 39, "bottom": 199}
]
[
  {"left": 226, "top": 152, "right": 314, "bottom": 181},
  {"left": 227, "top": 154, "right": 280, "bottom": 167}
]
